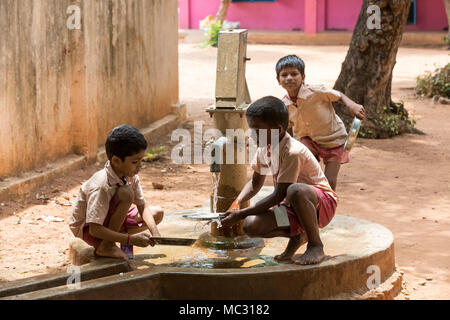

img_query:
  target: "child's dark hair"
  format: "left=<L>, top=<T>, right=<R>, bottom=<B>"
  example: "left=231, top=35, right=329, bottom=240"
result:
left=105, top=124, right=147, bottom=161
left=276, top=55, right=305, bottom=78
left=246, top=96, right=289, bottom=130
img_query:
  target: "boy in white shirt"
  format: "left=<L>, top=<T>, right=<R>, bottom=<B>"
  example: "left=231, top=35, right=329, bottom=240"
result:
left=70, top=125, right=163, bottom=261
left=277, top=55, right=366, bottom=190
left=221, top=97, right=338, bottom=265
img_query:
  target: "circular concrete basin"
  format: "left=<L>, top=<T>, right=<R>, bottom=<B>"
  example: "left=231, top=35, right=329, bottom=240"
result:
left=7, top=211, right=398, bottom=300
left=129, top=213, right=397, bottom=299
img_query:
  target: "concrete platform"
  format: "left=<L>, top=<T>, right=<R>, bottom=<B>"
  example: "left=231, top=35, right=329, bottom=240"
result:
left=0, top=188, right=402, bottom=300
left=0, top=259, right=130, bottom=298
left=0, top=104, right=186, bottom=203
left=180, top=29, right=447, bottom=47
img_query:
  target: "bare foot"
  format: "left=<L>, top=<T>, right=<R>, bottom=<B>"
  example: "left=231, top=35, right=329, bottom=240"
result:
left=274, top=233, right=307, bottom=262
left=95, top=241, right=129, bottom=262
left=293, top=245, right=325, bottom=265
left=127, top=260, right=138, bottom=271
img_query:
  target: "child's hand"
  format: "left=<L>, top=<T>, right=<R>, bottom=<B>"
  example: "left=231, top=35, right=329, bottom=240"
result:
left=220, top=210, right=243, bottom=227
left=131, top=233, right=155, bottom=247
left=227, top=199, right=241, bottom=211
left=349, top=103, right=366, bottom=120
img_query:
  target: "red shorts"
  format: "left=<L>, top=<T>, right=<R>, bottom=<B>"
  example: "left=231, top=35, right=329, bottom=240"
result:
left=82, top=195, right=142, bottom=248
left=300, top=136, right=349, bottom=164
left=281, top=187, right=337, bottom=237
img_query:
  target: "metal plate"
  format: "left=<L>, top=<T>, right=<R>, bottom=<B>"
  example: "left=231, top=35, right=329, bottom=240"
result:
left=344, top=117, right=361, bottom=152
left=183, top=213, right=224, bottom=221
left=151, top=237, right=197, bottom=246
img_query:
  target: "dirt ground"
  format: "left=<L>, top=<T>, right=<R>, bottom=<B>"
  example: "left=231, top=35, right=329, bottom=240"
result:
left=0, top=43, right=449, bottom=300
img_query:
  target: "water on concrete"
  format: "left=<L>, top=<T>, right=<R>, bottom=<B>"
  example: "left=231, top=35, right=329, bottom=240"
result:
left=134, top=187, right=394, bottom=271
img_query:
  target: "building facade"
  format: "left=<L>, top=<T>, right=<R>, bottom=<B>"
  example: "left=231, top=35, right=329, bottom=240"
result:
left=179, top=0, right=448, bottom=33
left=0, top=0, right=180, bottom=177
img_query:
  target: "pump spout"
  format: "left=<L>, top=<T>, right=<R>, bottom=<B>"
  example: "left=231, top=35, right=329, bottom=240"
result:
left=210, top=161, right=221, bottom=173
left=210, top=136, right=227, bottom=173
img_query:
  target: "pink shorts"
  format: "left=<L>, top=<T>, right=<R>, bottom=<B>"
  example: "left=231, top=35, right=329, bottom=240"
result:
left=82, top=195, right=142, bottom=248
left=300, top=136, right=349, bottom=164
left=281, top=187, right=337, bottom=237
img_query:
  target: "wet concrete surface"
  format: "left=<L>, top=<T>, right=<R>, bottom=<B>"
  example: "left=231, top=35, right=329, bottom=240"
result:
left=1, top=187, right=397, bottom=299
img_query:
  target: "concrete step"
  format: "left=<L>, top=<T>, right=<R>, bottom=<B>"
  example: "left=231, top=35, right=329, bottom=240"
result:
left=180, top=29, right=447, bottom=47
left=0, top=104, right=186, bottom=203
left=0, top=259, right=129, bottom=298
left=2, top=211, right=402, bottom=300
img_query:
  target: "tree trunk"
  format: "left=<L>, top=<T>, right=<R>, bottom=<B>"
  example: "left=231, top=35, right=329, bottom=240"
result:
left=333, top=0, right=415, bottom=138
left=444, top=0, right=450, bottom=44
left=216, top=0, right=231, bottom=24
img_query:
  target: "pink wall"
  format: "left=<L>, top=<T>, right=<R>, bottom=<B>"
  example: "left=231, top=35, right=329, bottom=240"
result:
left=304, top=0, right=318, bottom=33
left=180, top=0, right=448, bottom=32
left=326, top=0, right=363, bottom=30
left=326, top=0, right=448, bottom=31
left=182, top=0, right=305, bottom=30
left=406, top=0, right=448, bottom=31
